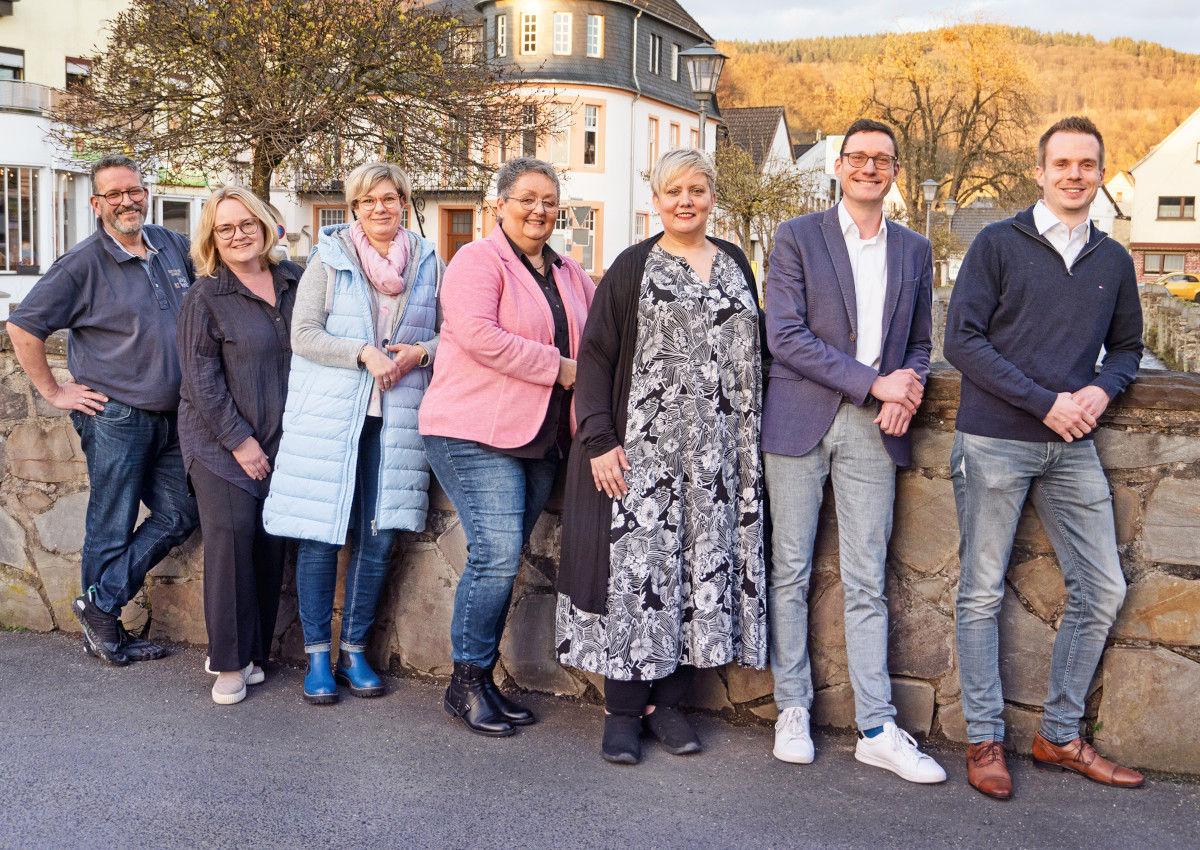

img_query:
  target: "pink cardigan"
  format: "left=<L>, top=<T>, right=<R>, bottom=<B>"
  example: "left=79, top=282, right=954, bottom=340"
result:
left=419, top=225, right=596, bottom=448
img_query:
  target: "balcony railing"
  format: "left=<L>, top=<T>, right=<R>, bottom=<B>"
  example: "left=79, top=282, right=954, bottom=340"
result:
left=0, top=80, right=52, bottom=115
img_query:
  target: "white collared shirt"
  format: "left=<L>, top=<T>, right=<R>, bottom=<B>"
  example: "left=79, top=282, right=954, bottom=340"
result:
left=837, top=201, right=888, bottom=369
left=1033, top=199, right=1090, bottom=270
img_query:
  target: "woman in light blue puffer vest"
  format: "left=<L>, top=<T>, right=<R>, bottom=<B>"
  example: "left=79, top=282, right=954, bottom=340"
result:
left=263, top=162, right=444, bottom=705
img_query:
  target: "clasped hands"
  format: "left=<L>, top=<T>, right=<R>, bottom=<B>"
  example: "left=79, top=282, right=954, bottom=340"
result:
left=1042, top=385, right=1111, bottom=442
left=361, top=342, right=425, bottom=392
left=870, top=368, right=924, bottom=437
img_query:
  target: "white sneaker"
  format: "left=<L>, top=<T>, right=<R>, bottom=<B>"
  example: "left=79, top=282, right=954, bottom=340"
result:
left=773, top=706, right=815, bottom=764
left=854, top=722, right=947, bottom=784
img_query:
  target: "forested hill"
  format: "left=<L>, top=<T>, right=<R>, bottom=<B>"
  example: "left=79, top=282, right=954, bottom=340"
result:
left=717, top=27, right=1200, bottom=174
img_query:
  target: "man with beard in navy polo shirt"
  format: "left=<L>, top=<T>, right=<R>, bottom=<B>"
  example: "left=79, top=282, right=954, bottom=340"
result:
left=8, top=154, right=198, bottom=665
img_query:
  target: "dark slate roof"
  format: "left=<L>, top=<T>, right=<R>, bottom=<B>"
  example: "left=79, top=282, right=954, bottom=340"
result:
left=616, top=0, right=712, bottom=41
left=792, top=142, right=817, bottom=159
left=723, top=106, right=789, bottom=170
left=946, top=202, right=1025, bottom=248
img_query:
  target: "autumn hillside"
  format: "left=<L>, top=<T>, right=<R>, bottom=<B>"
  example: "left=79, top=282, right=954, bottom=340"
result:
left=717, top=28, right=1200, bottom=174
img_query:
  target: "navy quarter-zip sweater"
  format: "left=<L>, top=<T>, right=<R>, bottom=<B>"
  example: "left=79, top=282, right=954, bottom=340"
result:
left=944, top=205, right=1143, bottom=443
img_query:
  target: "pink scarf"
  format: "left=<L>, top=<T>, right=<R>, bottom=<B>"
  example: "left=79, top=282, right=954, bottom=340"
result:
left=349, top=220, right=410, bottom=295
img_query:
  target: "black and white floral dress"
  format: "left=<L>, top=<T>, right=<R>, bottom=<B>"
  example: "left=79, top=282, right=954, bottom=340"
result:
left=555, top=245, right=767, bottom=681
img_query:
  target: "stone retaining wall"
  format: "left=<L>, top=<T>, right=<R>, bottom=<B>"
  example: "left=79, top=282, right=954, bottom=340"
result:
left=1141, top=285, right=1200, bottom=373
left=2, top=333, right=1199, bottom=776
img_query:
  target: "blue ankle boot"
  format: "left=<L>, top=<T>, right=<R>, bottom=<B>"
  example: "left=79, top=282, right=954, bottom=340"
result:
left=335, top=649, right=385, bottom=698
left=303, top=650, right=338, bottom=705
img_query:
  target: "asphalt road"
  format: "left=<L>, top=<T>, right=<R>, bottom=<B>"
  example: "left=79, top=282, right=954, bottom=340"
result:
left=1, top=630, right=1196, bottom=850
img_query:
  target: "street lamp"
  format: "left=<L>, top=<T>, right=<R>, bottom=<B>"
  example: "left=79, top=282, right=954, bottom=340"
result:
left=920, top=179, right=940, bottom=236
left=943, top=197, right=958, bottom=234
left=679, top=42, right=727, bottom=151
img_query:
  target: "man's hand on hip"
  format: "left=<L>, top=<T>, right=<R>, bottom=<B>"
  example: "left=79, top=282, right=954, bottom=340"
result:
left=50, top=381, right=108, bottom=415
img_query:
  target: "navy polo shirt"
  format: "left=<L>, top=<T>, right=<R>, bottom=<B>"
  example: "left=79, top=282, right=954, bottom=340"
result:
left=9, top=220, right=194, bottom=412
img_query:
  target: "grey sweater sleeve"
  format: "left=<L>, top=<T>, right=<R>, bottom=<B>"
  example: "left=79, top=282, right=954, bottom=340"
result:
left=290, top=259, right=367, bottom=369
left=416, top=256, right=446, bottom=364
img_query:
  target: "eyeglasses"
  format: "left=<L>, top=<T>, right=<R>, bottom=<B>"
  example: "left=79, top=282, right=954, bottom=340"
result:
left=94, top=187, right=147, bottom=205
left=507, top=196, right=559, bottom=212
left=214, top=219, right=261, bottom=240
left=355, top=195, right=402, bottom=211
left=841, top=152, right=897, bottom=170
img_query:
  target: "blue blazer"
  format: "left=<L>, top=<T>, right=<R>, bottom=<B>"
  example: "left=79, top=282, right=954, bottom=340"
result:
left=762, top=205, right=933, bottom=466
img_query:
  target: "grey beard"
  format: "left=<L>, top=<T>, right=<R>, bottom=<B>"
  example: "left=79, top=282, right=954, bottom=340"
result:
left=106, top=206, right=145, bottom=236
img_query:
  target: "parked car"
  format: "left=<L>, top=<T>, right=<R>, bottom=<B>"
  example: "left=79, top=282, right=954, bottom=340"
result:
left=1151, top=272, right=1200, bottom=301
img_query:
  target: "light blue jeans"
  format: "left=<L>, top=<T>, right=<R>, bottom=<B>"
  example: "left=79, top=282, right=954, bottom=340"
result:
left=951, top=432, right=1127, bottom=745
left=766, top=401, right=897, bottom=731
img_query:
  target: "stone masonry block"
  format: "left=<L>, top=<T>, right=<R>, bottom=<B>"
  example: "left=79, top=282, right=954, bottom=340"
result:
left=891, top=677, right=935, bottom=737
left=725, top=663, right=774, bottom=704
left=34, top=550, right=82, bottom=633
left=0, top=505, right=29, bottom=571
left=436, top=519, right=468, bottom=578
left=1010, top=556, right=1067, bottom=623
left=891, top=474, right=959, bottom=572
left=1142, top=478, right=1200, bottom=567
left=812, top=683, right=855, bottom=729
left=0, top=573, right=53, bottom=631
left=1096, top=647, right=1200, bottom=775
left=1112, top=572, right=1200, bottom=646
left=888, top=601, right=955, bottom=681
left=498, top=592, right=583, bottom=696
left=1093, top=430, right=1200, bottom=469
left=1112, top=486, right=1139, bottom=545
left=33, top=491, right=89, bottom=554
left=146, top=580, right=207, bottom=645
left=999, top=590, right=1056, bottom=706
left=390, top=545, right=457, bottom=676
left=909, top=429, right=954, bottom=470
left=681, top=666, right=733, bottom=712
left=6, top=422, right=86, bottom=482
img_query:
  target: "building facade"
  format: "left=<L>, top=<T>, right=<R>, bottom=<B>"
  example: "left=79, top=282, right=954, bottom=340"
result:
left=1127, top=107, right=1200, bottom=285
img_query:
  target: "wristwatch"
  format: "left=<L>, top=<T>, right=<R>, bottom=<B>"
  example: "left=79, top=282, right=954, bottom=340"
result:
left=416, top=345, right=430, bottom=368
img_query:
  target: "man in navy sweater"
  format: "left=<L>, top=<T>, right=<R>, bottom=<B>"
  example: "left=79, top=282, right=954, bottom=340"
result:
left=944, top=116, right=1145, bottom=799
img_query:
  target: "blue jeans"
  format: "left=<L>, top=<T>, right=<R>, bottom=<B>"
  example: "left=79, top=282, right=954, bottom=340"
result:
left=296, top=417, right=396, bottom=653
left=423, top=435, right=559, bottom=667
left=765, top=401, right=897, bottom=731
left=71, top=401, right=198, bottom=616
left=951, top=432, right=1127, bottom=745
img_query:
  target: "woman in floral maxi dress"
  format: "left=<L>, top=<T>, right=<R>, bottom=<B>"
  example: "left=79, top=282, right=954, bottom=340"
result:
left=556, top=148, right=768, bottom=764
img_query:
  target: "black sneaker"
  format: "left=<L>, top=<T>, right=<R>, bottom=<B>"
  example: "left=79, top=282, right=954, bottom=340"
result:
left=72, top=593, right=129, bottom=666
left=644, top=707, right=702, bottom=755
left=115, top=622, right=167, bottom=662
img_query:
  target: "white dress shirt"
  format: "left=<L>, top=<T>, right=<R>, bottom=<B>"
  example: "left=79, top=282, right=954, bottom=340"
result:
left=837, top=201, right=888, bottom=369
left=1033, top=199, right=1090, bottom=270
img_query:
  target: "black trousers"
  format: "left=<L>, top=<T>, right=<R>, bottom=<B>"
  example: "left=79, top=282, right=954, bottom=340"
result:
left=190, top=462, right=286, bottom=672
left=605, top=665, right=697, bottom=716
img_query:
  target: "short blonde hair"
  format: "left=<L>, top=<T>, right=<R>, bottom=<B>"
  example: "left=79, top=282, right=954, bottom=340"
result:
left=191, top=186, right=281, bottom=278
left=345, top=162, right=412, bottom=211
left=649, top=148, right=717, bottom=197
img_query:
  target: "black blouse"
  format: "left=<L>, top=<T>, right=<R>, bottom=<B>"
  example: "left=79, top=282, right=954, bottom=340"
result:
left=177, top=261, right=300, bottom=498
left=482, top=231, right=573, bottom=459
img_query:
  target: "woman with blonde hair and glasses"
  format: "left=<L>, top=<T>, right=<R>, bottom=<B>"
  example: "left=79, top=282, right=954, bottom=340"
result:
left=264, top=161, right=444, bottom=705
left=178, top=185, right=303, bottom=705
left=556, top=148, right=768, bottom=763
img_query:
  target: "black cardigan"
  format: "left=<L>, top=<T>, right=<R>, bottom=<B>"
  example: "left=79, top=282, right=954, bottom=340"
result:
left=556, top=233, right=766, bottom=615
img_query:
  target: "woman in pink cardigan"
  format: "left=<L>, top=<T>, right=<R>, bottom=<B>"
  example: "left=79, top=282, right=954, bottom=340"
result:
left=420, top=157, right=595, bottom=738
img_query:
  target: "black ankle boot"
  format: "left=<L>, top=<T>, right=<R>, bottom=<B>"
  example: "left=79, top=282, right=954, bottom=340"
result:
left=444, top=662, right=515, bottom=737
left=480, top=664, right=535, bottom=726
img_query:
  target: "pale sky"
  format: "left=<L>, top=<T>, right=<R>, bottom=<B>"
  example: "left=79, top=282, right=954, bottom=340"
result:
left=687, top=1, right=1200, bottom=56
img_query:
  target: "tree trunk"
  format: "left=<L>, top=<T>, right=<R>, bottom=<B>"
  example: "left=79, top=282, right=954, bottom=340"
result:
left=250, top=141, right=278, bottom=204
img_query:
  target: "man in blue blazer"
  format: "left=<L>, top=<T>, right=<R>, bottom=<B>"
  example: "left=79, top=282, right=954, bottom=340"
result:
left=763, top=119, right=941, bottom=783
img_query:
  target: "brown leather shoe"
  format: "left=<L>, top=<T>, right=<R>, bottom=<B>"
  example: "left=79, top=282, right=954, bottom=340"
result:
left=1032, top=733, right=1145, bottom=787
left=967, top=741, right=1012, bottom=799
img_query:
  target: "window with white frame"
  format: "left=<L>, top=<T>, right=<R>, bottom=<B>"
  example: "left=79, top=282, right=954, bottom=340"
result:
left=318, top=207, right=347, bottom=229
left=400, top=207, right=410, bottom=229
left=496, top=15, right=507, bottom=57
left=521, top=12, right=537, bottom=55
left=587, top=15, right=603, bottom=57
left=1143, top=253, right=1186, bottom=274
left=649, top=34, right=662, bottom=74
left=584, top=105, right=599, bottom=165
left=581, top=209, right=596, bottom=271
left=0, top=48, right=23, bottom=81
left=550, top=103, right=571, bottom=164
left=671, top=44, right=680, bottom=81
left=553, top=12, right=571, bottom=55
left=1, top=166, right=38, bottom=272
left=690, top=127, right=699, bottom=149
left=669, top=123, right=680, bottom=151
left=647, top=117, right=659, bottom=170
left=634, top=213, right=647, bottom=242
